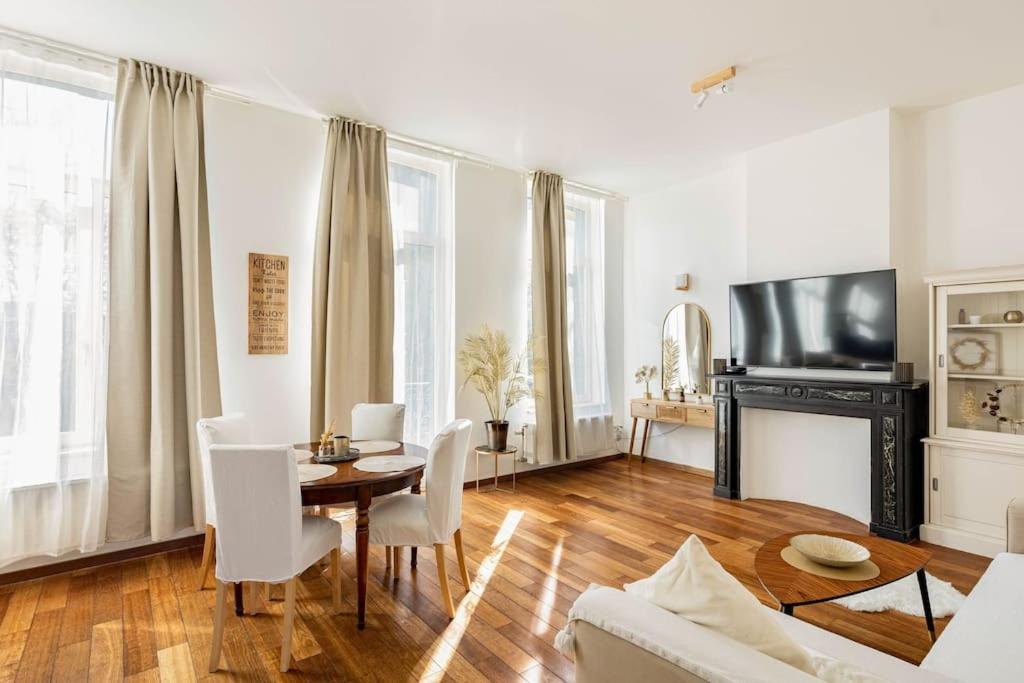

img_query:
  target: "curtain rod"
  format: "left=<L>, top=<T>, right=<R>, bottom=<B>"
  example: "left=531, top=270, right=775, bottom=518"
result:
left=2, top=25, right=628, bottom=201
left=0, top=26, right=116, bottom=66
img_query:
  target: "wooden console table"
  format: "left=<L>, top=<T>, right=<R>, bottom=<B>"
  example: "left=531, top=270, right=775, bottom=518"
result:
left=628, top=398, right=715, bottom=464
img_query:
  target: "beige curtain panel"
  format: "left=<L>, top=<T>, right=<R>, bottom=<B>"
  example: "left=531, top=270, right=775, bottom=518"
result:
left=531, top=171, right=576, bottom=464
left=310, top=118, right=395, bottom=438
left=107, top=59, right=222, bottom=542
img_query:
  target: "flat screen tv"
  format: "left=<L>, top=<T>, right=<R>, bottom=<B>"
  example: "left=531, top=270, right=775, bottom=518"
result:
left=730, top=269, right=896, bottom=371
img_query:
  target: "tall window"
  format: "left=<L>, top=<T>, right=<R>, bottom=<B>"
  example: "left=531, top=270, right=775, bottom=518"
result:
left=0, top=42, right=113, bottom=565
left=527, top=188, right=611, bottom=418
left=388, top=148, right=454, bottom=447
left=563, top=191, right=610, bottom=416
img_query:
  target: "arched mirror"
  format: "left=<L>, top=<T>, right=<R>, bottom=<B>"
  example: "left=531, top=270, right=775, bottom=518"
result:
left=662, top=303, right=712, bottom=395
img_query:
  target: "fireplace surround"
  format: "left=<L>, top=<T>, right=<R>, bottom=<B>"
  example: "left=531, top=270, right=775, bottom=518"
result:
left=711, top=373, right=928, bottom=541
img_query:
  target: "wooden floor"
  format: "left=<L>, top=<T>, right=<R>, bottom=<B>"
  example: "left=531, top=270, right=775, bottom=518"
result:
left=0, top=458, right=991, bottom=682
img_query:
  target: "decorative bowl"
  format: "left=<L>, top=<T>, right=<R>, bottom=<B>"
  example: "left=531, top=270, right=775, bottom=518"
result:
left=790, top=534, right=870, bottom=568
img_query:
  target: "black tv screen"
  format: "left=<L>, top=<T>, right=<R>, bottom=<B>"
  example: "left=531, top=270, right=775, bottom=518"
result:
left=730, top=269, right=896, bottom=371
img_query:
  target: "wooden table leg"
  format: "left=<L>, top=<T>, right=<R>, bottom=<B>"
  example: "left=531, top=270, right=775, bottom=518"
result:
left=916, top=568, right=936, bottom=642
left=410, top=480, right=420, bottom=568
left=628, top=417, right=638, bottom=465
left=640, top=419, right=651, bottom=462
left=234, top=582, right=244, bottom=616
left=356, top=486, right=371, bottom=629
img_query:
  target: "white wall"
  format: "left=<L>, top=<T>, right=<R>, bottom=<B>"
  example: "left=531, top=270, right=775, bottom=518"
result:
left=452, top=162, right=531, bottom=478
left=745, top=110, right=892, bottom=282
left=624, top=164, right=747, bottom=469
left=623, top=85, right=1024, bottom=513
left=922, top=83, right=1024, bottom=272
left=205, top=98, right=325, bottom=443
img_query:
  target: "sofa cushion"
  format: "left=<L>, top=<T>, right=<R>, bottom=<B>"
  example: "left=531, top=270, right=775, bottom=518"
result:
left=625, top=535, right=816, bottom=675
left=921, top=552, right=1024, bottom=683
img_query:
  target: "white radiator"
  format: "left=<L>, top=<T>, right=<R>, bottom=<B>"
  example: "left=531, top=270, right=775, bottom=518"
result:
left=522, top=414, right=617, bottom=462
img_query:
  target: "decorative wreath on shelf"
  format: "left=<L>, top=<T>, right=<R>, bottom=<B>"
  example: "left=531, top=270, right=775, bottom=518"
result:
left=949, top=336, right=992, bottom=371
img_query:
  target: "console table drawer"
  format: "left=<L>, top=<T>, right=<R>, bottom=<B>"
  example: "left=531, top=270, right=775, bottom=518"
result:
left=686, top=407, right=714, bottom=428
left=656, top=404, right=685, bottom=421
left=631, top=401, right=657, bottom=419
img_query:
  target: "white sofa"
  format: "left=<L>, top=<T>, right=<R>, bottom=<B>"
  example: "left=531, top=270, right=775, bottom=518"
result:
left=561, top=498, right=1024, bottom=683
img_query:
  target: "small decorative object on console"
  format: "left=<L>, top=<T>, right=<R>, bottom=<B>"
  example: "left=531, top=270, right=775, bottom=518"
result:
left=1004, top=309, right=1024, bottom=324
left=790, top=534, right=871, bottom=568
left=634, top=365, right=658, bottom=399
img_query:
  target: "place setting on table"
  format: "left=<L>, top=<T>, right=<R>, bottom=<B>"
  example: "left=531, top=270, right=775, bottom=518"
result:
left=233, top=419, right=429, bottom=629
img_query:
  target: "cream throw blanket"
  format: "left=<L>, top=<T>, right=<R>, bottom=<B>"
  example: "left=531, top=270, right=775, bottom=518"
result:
left=620, top=535, right=886, bottom=682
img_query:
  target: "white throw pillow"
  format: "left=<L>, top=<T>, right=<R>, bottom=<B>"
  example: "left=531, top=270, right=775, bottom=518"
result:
left=624, top=535, right=817, bottom=676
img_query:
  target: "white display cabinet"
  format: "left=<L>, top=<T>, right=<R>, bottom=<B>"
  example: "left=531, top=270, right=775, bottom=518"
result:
left=923, top=266, right=1024, bottom=557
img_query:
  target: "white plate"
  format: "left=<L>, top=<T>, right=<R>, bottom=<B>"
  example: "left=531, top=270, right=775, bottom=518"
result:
left=297, top=463, right=337, bottom=484
left=350, top=439, right=402, bottom=454
left=353, top=455, right=425, bottom=473
left=294, top=449, right=314, bottom=464
left=790, top=534, right=871, bottom=567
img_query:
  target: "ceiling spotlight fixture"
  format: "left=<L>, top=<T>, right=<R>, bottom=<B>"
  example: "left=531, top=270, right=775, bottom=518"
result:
left=690, top=65, right=736, bottom=110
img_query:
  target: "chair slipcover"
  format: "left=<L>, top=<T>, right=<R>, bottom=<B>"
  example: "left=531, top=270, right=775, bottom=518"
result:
left=208, top=444, right=339, bottom=583
left=195, top=413, right=252, bottom=527
left=351, top=403, right=406, bottom=441
left=369, top=419, right=472, bottom=547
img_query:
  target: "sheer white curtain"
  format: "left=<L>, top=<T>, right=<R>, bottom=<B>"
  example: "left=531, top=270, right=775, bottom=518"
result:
left=564, top=191, right=611, bottom=418
left=388, top=147, right=454, bottom=447
left=0, top=40, right=114, bottom=566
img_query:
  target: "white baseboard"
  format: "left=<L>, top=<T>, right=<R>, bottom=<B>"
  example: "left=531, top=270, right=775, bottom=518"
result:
left=920, top=523, right=1004, bottom=558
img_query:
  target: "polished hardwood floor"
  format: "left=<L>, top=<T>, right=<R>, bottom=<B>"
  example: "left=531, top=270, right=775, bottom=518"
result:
left=0, top=458, right=991, bottom=682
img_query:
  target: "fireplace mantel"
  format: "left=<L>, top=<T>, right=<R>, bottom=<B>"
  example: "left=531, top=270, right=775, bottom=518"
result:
left=711, top=374, right=928, bottom=541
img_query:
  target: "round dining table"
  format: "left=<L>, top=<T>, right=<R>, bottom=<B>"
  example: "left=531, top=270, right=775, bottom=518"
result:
left=233, top=441, right=427, bottom=629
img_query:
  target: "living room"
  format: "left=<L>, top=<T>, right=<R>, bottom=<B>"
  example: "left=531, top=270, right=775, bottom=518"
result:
left=1, top=2, right=1022, bottom=682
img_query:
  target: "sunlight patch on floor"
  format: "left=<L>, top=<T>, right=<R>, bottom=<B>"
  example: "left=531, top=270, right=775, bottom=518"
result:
left=416, top=509, right=525, bottom=678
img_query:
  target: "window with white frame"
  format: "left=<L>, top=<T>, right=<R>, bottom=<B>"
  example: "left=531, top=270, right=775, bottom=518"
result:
left=526, top=188, right=611, bottom=418
left=388, top=147, right=454, bottom=447
left=563, top=190, right=610, bottom=416
left=0, top=48, right=113, bottom=484
left=0, top=41, right=113, bottom=567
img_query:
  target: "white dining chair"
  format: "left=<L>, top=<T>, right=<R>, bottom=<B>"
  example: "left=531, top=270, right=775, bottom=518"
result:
left=351, top=403, right=406, bottom=441
left=368, top=418, right=473, bottom=618
left=206, top=444, right=342, bottom=673
left=195, top=413, right=253, bottom=591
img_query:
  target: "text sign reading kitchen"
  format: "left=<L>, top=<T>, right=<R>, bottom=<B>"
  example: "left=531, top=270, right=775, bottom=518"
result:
left=248, top=252, right=289, bottom=354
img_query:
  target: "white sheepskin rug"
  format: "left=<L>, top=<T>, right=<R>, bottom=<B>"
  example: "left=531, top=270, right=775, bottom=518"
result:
left=832, top=571, right=965, bottom=618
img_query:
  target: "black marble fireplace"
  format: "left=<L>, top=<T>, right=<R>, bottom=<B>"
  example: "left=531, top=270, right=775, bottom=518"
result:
left=710, top=374, right=928, bottom=541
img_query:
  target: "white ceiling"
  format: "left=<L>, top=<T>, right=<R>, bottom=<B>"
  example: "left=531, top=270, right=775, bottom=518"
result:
left=4, top=0, right=1024, bottom=193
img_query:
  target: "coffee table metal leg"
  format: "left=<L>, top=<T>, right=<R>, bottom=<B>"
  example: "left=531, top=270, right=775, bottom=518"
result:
left=916, top=568, right=936, bottom=642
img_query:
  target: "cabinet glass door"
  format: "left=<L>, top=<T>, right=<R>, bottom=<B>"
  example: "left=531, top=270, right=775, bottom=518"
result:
left=937, top=281, right=1024, bottom=444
